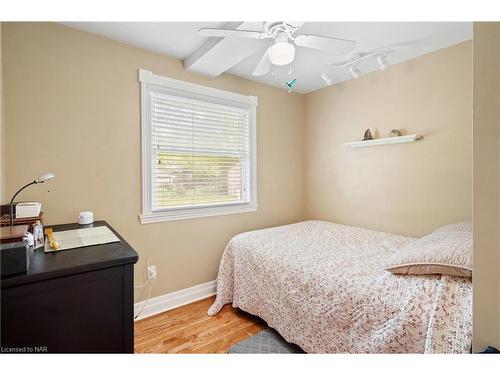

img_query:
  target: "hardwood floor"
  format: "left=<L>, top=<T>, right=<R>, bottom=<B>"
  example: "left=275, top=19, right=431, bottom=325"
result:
left=134, top=296, right=267, bottom=353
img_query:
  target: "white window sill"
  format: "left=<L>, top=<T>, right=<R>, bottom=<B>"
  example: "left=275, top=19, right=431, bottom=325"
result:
left=139, top=203, right=258, bottom=224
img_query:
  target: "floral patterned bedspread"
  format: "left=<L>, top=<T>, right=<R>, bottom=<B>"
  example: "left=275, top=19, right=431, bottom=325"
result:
left=208, top=221, right=472, bottom=353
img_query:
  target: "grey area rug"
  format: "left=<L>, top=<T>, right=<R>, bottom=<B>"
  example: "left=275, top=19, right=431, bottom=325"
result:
left=227, top=328, right=305, bottom=354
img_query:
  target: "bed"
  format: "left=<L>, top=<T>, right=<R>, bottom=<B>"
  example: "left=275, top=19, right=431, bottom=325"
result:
left=208, top=220, right=472, bottom=353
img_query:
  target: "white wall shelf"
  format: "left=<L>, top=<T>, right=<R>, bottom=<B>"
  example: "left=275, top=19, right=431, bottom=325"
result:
left=344, top=134, right=422, bottom=148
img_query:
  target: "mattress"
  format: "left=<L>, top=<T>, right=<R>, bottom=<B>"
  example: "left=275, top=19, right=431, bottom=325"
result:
left=208, top=220, right=472, bottom=353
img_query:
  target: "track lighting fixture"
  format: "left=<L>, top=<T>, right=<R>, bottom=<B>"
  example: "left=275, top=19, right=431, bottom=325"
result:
left=349, top=65, right=361, bottom=79
left=321, top=72, right=334, bottom=86
left=377, top=55, right=389, bottom=71
left=323, top=49, right=393, bottom=85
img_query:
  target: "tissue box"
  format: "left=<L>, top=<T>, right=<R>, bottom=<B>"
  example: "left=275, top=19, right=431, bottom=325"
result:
left=16, top=202, right=42, bottom=218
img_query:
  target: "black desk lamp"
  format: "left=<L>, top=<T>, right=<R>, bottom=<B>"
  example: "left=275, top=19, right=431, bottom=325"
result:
left=9, top=172, right=55, bottom=227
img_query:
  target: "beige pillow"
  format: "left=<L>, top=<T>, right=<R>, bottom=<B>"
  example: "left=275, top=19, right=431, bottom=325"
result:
left=385, top=222, right=472, bottom=278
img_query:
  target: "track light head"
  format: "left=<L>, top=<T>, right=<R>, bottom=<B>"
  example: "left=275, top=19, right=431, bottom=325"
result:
left=349, top=65, right=361, bottom=79
left=321, top=72, right=334, bottom=86
left=377, top=55, right=389, bottom=71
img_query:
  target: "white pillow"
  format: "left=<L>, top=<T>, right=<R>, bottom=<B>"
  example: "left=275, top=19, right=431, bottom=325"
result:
left=385, top=222, right=472, bottom=278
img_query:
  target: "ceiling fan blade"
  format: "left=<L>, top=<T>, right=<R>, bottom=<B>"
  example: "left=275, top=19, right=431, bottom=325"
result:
left=294, top=34, right=356, bottom=54
left=252, top=47, right=272, bottom=76
left=199, top=28, right=266, bottom=39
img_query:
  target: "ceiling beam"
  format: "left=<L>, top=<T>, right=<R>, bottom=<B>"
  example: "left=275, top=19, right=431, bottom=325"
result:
left=184, top=22, right=267, bottom=77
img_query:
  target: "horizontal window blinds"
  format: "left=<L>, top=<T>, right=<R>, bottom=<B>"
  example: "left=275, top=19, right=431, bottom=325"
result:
left=151, top=93, right=251, bottom=210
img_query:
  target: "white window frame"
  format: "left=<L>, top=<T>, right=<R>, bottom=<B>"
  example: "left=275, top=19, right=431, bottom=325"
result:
left=138, top=69, right=258, bottom=224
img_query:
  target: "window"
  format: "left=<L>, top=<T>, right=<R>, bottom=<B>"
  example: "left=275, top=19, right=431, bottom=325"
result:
left=139, top=69, right=257, bottom=223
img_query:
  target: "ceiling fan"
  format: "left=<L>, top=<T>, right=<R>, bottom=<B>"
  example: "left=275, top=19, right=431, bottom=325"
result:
left=199, top=22, right=357, bottom=77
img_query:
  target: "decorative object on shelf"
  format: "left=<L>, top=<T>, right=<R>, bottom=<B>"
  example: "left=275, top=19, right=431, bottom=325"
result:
left=389, top=129, right=402, bottom=137
left=345, top=134, right=422, bottom=148
left=363, top=129, right=374, bottom=141
left=8, top=172, right=55, bottom=227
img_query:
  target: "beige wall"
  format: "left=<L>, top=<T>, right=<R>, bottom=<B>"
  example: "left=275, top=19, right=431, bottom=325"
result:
left=2, top=22, right=305, bottom=301
left=304, top=42, right=472, bottom=237
left=472, top=22, right=500, bottom=351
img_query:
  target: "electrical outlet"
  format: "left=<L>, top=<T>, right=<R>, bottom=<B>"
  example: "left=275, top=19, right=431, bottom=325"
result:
left=147, top=265, right=157, bottom=280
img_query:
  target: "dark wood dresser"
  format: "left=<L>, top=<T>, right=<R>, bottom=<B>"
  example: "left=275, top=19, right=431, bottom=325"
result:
left=1, top=221, right=139, bottom=353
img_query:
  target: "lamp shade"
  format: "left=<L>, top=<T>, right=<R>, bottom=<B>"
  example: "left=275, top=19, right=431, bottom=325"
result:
left=36, top=172, right=55, bottom=183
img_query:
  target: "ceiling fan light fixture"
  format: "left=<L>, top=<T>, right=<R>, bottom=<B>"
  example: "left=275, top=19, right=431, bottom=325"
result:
left=349, top=65, right=361, bottom=79
left=269, top=41, right=296, bottom=66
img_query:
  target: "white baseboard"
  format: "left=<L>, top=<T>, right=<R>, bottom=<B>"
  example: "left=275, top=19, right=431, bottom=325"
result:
left=134, top=280, right=216, bottom=321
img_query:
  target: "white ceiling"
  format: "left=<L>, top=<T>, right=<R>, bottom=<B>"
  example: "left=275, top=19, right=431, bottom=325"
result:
left=62, top=22, right=472, bottom=94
